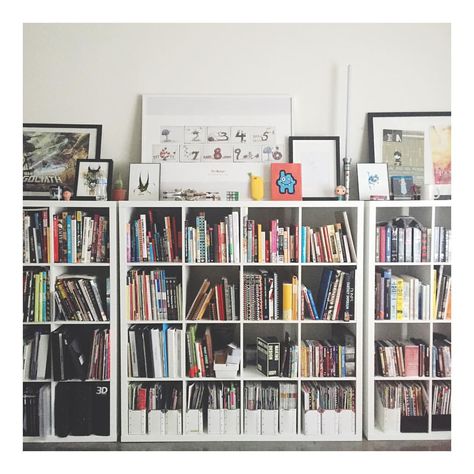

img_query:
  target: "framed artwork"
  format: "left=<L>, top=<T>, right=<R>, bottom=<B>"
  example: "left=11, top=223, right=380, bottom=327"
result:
left=23, top=123, right=102, bottom=199
left=73, top=159, right=113, bottom=201
left=129, top=163, right=161, bottom=201
left=357, top=163, right=390, bottom=200
left=368, top=112, right=451, bottom=197
left=270, top=163, right=302, bottom=201
left=141, top=95, right=292, bottom=166
left=391, top=175, right=415, bottom=200
left=288, top=136, right=340, bottom=200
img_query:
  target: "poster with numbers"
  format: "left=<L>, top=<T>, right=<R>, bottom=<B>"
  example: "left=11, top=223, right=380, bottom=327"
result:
left=141, top=95, right=292, bottom=166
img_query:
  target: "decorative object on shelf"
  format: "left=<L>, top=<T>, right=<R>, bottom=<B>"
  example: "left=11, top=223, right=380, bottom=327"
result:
left=343, top=65, right=352, bottom=201
left=421, top=184, right=441, bottom=200
left=226, top=191, right=239, bottom=201
left=61, top=185, right=73, bottom=201
left=128, top=163, right=160, bottom=201
left=49, top=184, right=62, bottom=200
left=250, top=173, right=264, bottom=200
left=356, top=163, right=390, bottom=201
left=335, top=185, right=347, bottom=201
left=161, top=188, right=221, bottom=201
left=270, top=163, right=302, bottom=200
left=73, top=159, right=113, bottom=201
left=368, top=112, right=451, bottom=198
left=111, top=172, right=127, bottom=201
left=289, top=136, right=340, bottom=200
left=391, top=175, right=415, bottom=200
left=23, top=123, right=102, bottom=199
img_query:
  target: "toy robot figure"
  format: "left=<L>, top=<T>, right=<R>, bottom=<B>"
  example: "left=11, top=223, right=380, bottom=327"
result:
left=335, top=185, right=347, bottom=201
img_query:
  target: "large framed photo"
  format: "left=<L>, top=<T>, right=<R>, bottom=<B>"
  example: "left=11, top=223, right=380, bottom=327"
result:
left=23, top=123, right=102, bottom=199
left=129, top=163, right=161, bottom=201
left=73, top=159, right=113, bottom=201
left=356, top=163, right=390, bottom=201
left=289, top=136, right=340, bottom=200
left=368, top=112, right=451, bottom=197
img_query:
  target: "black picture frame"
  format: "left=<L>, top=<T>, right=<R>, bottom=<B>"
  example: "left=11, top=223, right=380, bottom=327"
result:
left=368, top=112, right=451, bottom=198
left=23, top=123, right=102, bottom=200
left=73, top=159, right=113, bottom=201
left=289, top=136, right=340, bottom=200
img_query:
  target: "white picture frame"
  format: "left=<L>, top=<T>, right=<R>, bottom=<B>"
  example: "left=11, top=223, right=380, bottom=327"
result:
left=128, top=163, right=161, bottom=201
left=357, top=163, right=390, bottom=200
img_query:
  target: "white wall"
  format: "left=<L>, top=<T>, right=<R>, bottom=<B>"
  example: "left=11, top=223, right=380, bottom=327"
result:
left=23, top=23, right=451, bottom=188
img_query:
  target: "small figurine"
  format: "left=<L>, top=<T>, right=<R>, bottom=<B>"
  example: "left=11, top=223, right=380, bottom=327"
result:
left=335, top=185, right=347, bottom=201
left=250, top=174, right=264, bottom=200
left=62, top=185, right=73, bottom=201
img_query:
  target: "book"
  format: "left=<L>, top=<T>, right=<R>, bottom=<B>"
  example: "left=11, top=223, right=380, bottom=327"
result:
left=256, top=336, right=280, bottom=377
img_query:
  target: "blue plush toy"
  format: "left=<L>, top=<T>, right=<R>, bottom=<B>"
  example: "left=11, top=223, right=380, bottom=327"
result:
left=276, top=170, right=297, bottom=194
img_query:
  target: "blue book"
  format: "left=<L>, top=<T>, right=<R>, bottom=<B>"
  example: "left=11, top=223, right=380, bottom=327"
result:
left=301, top=227, right=307, bottom=263
left=316, top=268, right=334, bottom=317
left=306, top=287, right=320, bottom=320
left=66, top=215, right=72, bottom=263
left=162, top=323, right=169, bottom=377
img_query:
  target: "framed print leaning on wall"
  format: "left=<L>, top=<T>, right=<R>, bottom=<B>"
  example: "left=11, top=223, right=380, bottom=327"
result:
left=23, top=123, right=102, bottom=199
left=368, top=112, right=451, bottom=197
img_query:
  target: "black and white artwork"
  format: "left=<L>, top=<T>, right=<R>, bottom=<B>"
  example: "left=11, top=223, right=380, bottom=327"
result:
left=128, top=163, right=161, bottom=201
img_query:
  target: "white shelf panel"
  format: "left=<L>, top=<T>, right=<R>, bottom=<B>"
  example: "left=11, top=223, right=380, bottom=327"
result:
left=374, top=320, right=431, bottom=324
left=23, top=263, right=51, bottom=267
left=23, top=379, right=52, bottom=383
left=242, top=366, right=296, bottom=381
left=127, top=320, right=184, bottom=324
left=243, top=319, right=298, bottom=324
left=126, top=261, right=183, bottom=266
left=300, top=262, right=358, bottom=267
left=52, top=262, right=110, bottom=267
left=244, top=262, right=298, bottom=266
left=51, top=320, right=111, bottom=325
left=23, top=322, right=51, bottom=325
left=373, top=262, right=432, bottom=266
left=301, top=377, right=357, bottom=382
left=185, top=262, right=241, bottom=266
left=128, top=377, right=183, bottom=382
left=52, top=379, right=111, bottom=383
left=301, top=320, right=356, bottom=324
left=374, top=376, right=430, bottom=381
left=184, top=319, right=240, bottom=324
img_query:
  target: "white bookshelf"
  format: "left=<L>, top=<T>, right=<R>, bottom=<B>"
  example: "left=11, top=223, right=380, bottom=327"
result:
left=23, top=201, right=118, bottom=443
left=119, top=200, right=364, bottom=442
left=363, top=200, right=451, bottom=440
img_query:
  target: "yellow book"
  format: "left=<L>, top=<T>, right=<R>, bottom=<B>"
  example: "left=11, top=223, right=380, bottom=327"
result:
left=291, top=275, right=298, bottom=320
left=257, top=224, right=263, bottom=263
left=300, top=345, right=306, bottom=377
left=282, top=282, right=292, bottom=320
left=395, top=277, right=404, bottom=320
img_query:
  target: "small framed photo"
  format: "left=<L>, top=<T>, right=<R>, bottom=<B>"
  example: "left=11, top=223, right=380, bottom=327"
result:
left=73, top=159, right=113, bottom=200
left=357, top=163, right=390, bottom=200
left=289, top=136, right=340, bottom=200
left=391, top=175, right=415, bottom=200
left=129, top=163, right=161, bottom=201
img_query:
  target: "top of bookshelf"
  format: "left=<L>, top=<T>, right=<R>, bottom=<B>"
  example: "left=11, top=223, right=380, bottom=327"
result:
left=23, top=200, right=117, bottom=209
left=366, top=200, right=451, bottom=209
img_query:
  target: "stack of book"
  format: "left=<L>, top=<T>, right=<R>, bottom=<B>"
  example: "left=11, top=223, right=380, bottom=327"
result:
left=126, top=210, right=181, bottom=263
left=129, top=383, right=182, bottom=411
left=54, top=275, right=108, bottom=321
left=279, top=382, right=297, bottom=410
left=244, top=271, right=298, bottom=320
left=433, top=266, right=451, bottom=320
left=400, top=382, right=427, bottom=417
left=301, top=268, right=355, bottom=321
left=376, top=382, right=401, bottom=410
left=242, top=217, right=298, bottom=263
left=300, top=328, right=356, bottom=378
left=186, top=277, right=238, bottom=321
left=23, top=385, right=51, bottom=437
left=23, top=331, right=50, bottom=380
left=126, top=269, right=182, bottom=321
left=375, top=216, right=430, bottom=263
left=23, top=208, right=49, bottom=263
left=51, top=327, right=110, bottom=380
left=53, top=210, right=109, bottom=263
left=23, top=269, right=50, bottom=322
left=433, top=226, right=451, bottom=263
left=374, top=338, right=430, bottom=377
left=300, top=211, right=357, bottom=263
left=432, top=382, right=451, bottom=415
left=207, top=382, right=240, bottom=410
left=244, top=382, right=263, bottom=410
left=375, top=268, right=430, bottom=320
left=185, top=211, right=240, bottom=263
left=128, top=324, right=182, bottom=378
left=301, top=381, right=356, bottom=411
left=432, top=333, right=451, bottom=377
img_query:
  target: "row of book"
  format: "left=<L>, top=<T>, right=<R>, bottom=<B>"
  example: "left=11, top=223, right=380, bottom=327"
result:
left=55, top=275, right=108, bottom=322
left=244, top=382, right=296, bottom=410
left=186, top=278, right=238, bottom=321
left=126, top=269, right=182, bottom=321
left=432, top=333, right=451, bottom=377
left=51, top=327, right=110, bottom=380
left=301, top=268, right=355, bottom=321
left=128, top=325, right=182, bottom=378
left=300, top=329, right=356, bottom=378
left=23, top=385, right=50, bottom=437
left=129, top=383, right=182, bottom=411
left=23, top=208, right=49, bottom=263
left=300, top=212, right=357, bottom=263
left=433, top=226, right=451, bottom=263
left=375, top=269, right=431, bottom=320
left=374, top=338, right=430, bottom=377
left=23, top=269, right=50, bottom=322
left=434, top=266, right=451, bottom=320
left=185, top=211, right=240, bottom=263
left=376, top=216, right=430, bottom=263
left=207, top=382, right=240, bottom=410
left=432, top=382, right=451, bottom=415
left=23, top=331, right=49, bottom=380
left=242, top=218, right=298, bottom=263
left=301, top=381, right=356, bottom=411
left=126, top=211, right=181, bottom=263
left=53, top=210, right=109, bottom=263
left=256, top=333, right=298, bottom=378
left=377, top=381, right=427, bottom=417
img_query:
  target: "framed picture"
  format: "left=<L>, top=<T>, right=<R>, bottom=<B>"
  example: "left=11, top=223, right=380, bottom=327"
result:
left=391, top=175, right=415, bottom=200
left=270, top=163, right=302, bottom=201
left=289, top=136, right=340, bottom=200
left=73, top=159, right=113, bottom=200
left=23, top=123, right=102, bottom=199
left=129, top=163, right=161, bottom=201
left=368, top=112, right=451, bottom=197
left=357, top=163, right=390, bottom=200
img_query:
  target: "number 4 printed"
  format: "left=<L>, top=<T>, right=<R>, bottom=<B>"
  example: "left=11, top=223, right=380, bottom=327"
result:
left=231, top=127, right=250, bottom=144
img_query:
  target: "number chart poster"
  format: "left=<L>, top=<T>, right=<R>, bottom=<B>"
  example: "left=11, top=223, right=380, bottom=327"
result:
left=141, top=95, right=293, bottom=165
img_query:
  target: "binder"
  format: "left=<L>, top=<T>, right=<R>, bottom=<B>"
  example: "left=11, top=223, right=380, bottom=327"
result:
left=279, top=408, right=297, bottom=435
left=224, top=409, right=240, bottom=435
left=337, top=409, right=355, bottom=435
left=207, top=408, right=223, bottom=435
left=244, top=409, right=261, bottom=435
left=128, top=409, right=146, bottom=435
left=148, top=410, right=166, bottom=436
left=302, top=409, right=322, bottom=436
left=165, top=410, right=182, bottom=435
left=261, top=409, right=278, bottom=435
left=92, top=383, right=110, bottom=436
left=321, top=409, right=338, bottom=436
left=375, top=392, right=400, bottom=433
left=185, top=409, right=203, bottom=434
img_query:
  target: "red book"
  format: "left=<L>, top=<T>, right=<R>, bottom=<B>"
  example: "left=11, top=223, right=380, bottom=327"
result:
left=218, top=284, right=225, bottom=321
left=380, top=225, right=386, bottom=262
left=198, top=342, right=206, bottom=377
left=136, top=387, right=147, bottom=410
left=172, top=216, right=179, bottom=262
left=294, top=225, right=299, bottom=262
left=53, top=214, right=59, bottom=263
left=404, top=344, right=419, bottom=377
left=265, top=239, right=270, bottom=263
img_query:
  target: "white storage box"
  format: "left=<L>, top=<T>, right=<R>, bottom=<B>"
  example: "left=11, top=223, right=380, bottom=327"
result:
left=261, top=409, right=278, bottom=435
left=213, top=363, right=239, bottom=379
left=244, top=409, right=262, bottom=435
left=224, top=409, right=240, bottom=435
left=147, top=410, right=165, bottom=436
left=375, top=394, right=401, bottom=433
left=337, top=409, right=355, bottom=435
left=185, top=409, right=204, bottom=434
left=279, top=408, right=297, bottom=435
left=302, top=409, right=322, bottom=436
left=207, top=408, right=224, bottom=435
left=128, top=409, right=146, bottom=435
left=165, top=410, right=182, bottom=435
left=321, top=410, right=338, bottom=436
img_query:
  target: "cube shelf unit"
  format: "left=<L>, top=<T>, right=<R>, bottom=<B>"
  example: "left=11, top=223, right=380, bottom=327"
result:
left=119, top=200, right=364, bottom=442
left=23, top=201, right=117, bottom=443
left=363, top=200, right=451, bottom=440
